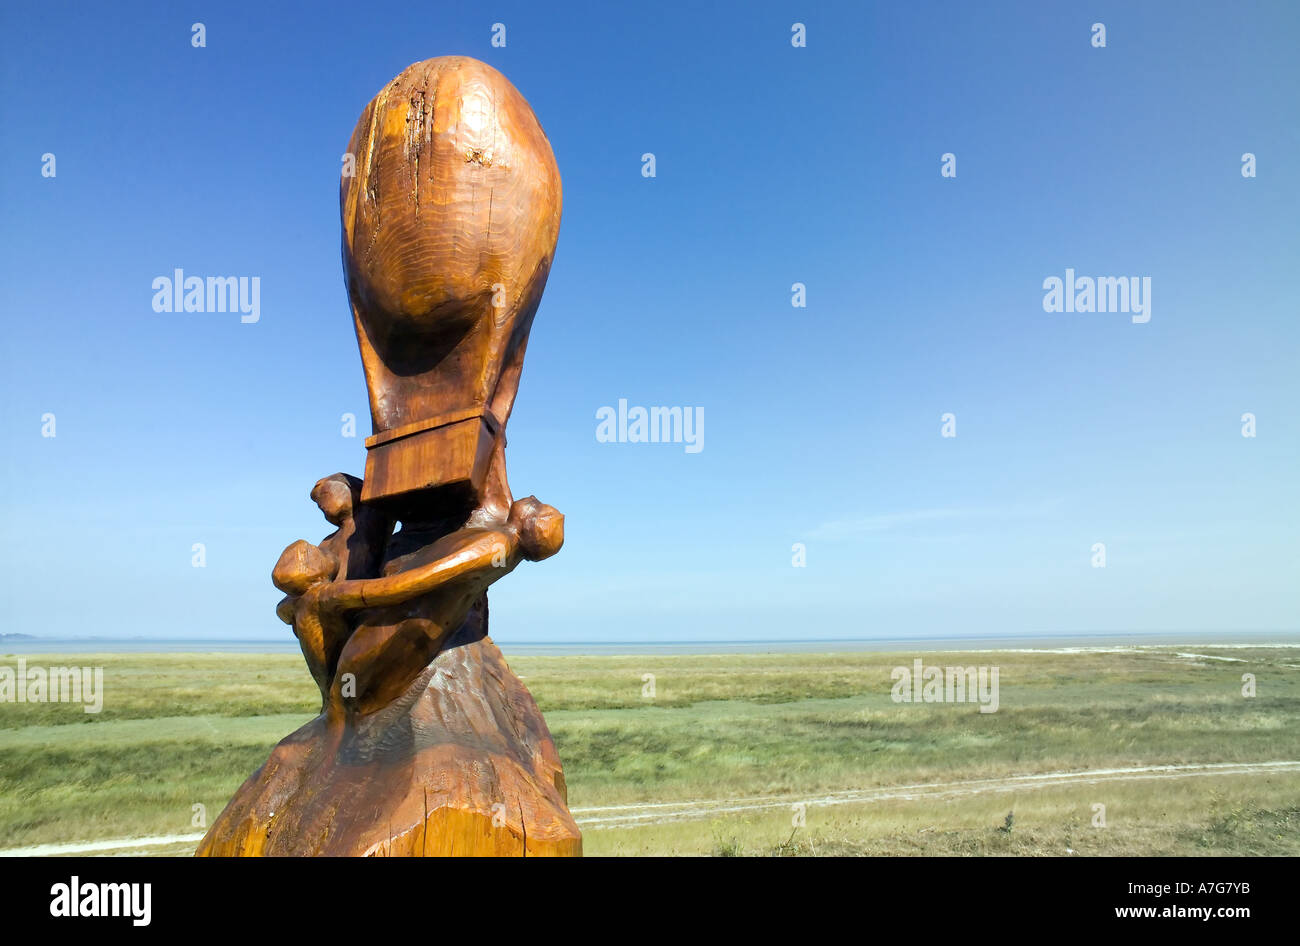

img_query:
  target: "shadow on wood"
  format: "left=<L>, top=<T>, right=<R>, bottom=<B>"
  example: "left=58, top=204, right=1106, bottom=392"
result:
left=198, top=56, right=578, bottom=857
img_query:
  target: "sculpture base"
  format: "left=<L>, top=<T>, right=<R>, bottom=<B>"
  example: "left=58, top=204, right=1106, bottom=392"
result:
left=196, top=623, right=580, bottom=857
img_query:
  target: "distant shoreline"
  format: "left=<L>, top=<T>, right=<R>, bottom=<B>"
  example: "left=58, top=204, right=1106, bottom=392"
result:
left=2, top=631, right=1297, bottom=657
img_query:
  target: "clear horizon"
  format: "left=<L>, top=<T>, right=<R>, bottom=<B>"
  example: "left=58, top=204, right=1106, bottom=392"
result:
left=3, top=1, right=1297, bottom=644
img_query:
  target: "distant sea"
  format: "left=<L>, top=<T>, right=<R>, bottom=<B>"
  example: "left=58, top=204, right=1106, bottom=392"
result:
left=1, top=631, right=1297, bottom=656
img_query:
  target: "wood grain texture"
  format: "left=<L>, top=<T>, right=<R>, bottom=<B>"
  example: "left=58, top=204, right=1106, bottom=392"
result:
left=202, top=493, right=577, bottom=856
left=198, top=57, right=576, bottom=857
left=362, top=413, right=497, bottom=507
left=196, top=620, right=580, bottom=857
left=341, top=56, right=562, bottom=511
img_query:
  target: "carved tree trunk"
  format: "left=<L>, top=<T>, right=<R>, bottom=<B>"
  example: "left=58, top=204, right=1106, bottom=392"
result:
left=197, top=607, right=580, bottom=857
left=199, top=55, right=576, bottom=858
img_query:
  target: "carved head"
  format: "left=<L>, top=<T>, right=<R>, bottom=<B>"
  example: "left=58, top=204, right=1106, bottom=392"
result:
left=340, top=57, right=562, bottom=513
left=509, top=496, right=564, bottom=562
left=310, top=473, right=361, bottom=526
left=272, top=539, right=340, bottom=595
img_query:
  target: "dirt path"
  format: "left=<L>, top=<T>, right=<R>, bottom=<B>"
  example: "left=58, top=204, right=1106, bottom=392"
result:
left=3, top=760, right=1295, bottom=855
left=574, top=760, right=1300, bottom=829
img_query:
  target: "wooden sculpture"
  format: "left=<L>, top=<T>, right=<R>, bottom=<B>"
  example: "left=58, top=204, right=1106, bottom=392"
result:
left=197, top=57, right=579, bottom=857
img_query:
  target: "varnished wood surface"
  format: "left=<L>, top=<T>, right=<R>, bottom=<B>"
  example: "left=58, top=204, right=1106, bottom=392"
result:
left=199, top=57, right=576, bottom=857
left=341, top=56, right=562, bottom=510
left=196, top=623, right=581, bottom=857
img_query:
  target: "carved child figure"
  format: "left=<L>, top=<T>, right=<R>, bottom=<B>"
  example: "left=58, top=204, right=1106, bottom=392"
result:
left=273, top=483, right=561, bottom=716
left=272, top=474, right=391, bottom=701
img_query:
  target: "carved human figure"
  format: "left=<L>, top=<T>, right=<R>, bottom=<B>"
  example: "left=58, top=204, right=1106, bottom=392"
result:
left=273, top=491, right=561, bottom=717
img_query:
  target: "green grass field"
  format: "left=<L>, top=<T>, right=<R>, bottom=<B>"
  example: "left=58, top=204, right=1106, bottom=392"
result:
left=1, top=646, right=1297, bottom=855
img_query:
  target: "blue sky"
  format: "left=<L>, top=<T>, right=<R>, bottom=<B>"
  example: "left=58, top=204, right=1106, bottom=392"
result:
left=1, top=1, right=1296, bottom=642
